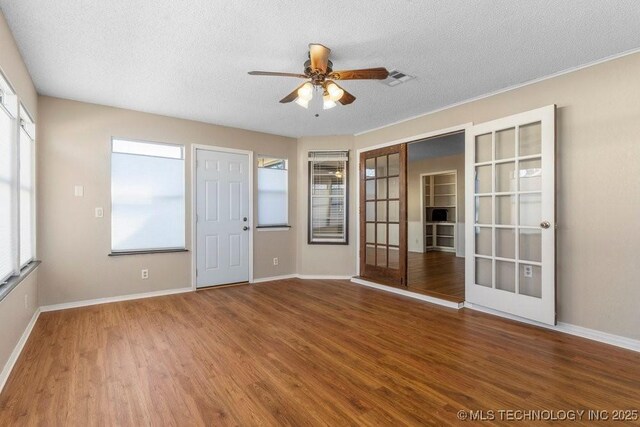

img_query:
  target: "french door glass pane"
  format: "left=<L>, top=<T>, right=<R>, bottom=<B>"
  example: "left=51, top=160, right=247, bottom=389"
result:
left=475, top=196, right=492, bottom=224
left=496, top=195, right=516, bottom=225
left=365, top=158, right=376, bottom=178
left=376, top=156, right=388, bottom=177
left=496, top=162, right=516, bottom=192
left=519, top=264, right=542, bottom=297
left=366, top=223, right=375, bottom=243
left=365, top=180, right=375, bottom=200
left=366, top=244, right=375, bottom=265
left=388, top=224, right=399, bottom=246
left=376, top=246, right=387, bottom=267
left=475, top=165, right=492, bottom=193
left=376, top=201, right=387, bottom=221
left=475, top=258, right=492, bottom=287
left=519, top=158, right=542, bottom=191
left=519, top=122, right=541, bottom=156
left=495, top=228, right=515, bottom=259
left=377, top=178, right=387, bottom=199
left=496, top=261, right=516, bottom=292
left=377, top=224, right=387, bottom=244
left=475, top=133, right=492, bottom=163
left=475, top=227, right=492, bottom=256
left=495, top=128, right=515, bottom=160
left=388, top=201, right=399, bottom=222
left=519, top=229, right=541, bottom=262
left=388, top=153, right=400, bottom=176
left=388, top=247, right=399, bottom=269
left=388, top=177, right=399, bottom=199
left=519, top=193, right=541, bottom=227
left=366, top=201, right=375, bottom=221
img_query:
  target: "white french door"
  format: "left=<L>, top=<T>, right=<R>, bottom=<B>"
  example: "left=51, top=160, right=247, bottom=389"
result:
left=196, top=148, right=251, bottom=288
left=465, top=105, right=556, bottom=325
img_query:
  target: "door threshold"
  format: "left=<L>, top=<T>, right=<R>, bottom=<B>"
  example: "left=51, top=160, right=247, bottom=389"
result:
left=196, top=281, right=249, bottom=291
left=351, top=277, right=463, bottom=309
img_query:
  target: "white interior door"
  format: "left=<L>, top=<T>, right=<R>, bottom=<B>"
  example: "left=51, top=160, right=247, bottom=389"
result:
left=465, top=105, right=556, bottom=324
left=196, top=149, right=250, bottom=288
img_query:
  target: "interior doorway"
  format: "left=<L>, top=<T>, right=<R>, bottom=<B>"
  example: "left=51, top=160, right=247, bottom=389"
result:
left=406, top=132, right=466, bottom=302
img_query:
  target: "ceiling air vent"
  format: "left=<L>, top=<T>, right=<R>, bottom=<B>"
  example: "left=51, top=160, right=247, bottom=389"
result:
left=381, top=70, right=415, bottom=87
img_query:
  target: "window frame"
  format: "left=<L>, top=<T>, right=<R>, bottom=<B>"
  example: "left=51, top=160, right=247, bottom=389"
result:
left=307, top=151, right=349, bottom=245
left=256, top=155, right=290, bottom=229
left=109, top=137, right=187, bottom=255
left=0, top=69, right=38, bottom=291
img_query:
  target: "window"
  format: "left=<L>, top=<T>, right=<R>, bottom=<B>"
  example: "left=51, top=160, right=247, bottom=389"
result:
left=111, top=139, right=185, bottom=253
left=308, top=151, right=348, bottom=244
left=19, top=107, right=35, bottom=267
left=257, top=156, right=288, bottom=227
left=0, top=73, right=35, bottom=286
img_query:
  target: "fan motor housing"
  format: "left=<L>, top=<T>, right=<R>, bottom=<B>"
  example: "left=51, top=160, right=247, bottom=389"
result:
left=304, top=59, right=333, bottom=82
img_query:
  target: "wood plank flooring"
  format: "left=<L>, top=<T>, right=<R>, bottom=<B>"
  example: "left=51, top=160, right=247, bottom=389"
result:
left=1, top=278, right=639, bottom=426
left=407, top=251, right=465, bottom=301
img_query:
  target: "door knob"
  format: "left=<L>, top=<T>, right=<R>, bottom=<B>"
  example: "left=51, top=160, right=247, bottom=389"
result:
left=540, top=221, right=551, bottom=229
left=243, top=226, right=250, bottom=231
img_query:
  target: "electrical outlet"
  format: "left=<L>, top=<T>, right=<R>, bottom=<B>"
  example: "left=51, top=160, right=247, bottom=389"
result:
left=273, top=258, right=279, bottom=266
left=141, top=269, right=149, bottom=279
left=95, top=207, right=104, bottom=218
left=74, top=185, right=84, bottom=197
left=523, top=265, right=533, bottom=278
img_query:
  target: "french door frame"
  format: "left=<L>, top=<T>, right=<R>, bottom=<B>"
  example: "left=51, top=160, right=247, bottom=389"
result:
left=190, top=144, right=254, bottom=290
left=355, top=123, right=472, bottom=277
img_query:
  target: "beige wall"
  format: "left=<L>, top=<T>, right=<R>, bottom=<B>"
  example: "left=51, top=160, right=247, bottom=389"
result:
left=407, top=153, right=465, bottom=255
left=0, top=11, right=40, bottom=387
left=37, top=96, right=297, bottom=305
left=296, top=135, right=357, bottom=276
left=356, top=53, right=640, bottom=340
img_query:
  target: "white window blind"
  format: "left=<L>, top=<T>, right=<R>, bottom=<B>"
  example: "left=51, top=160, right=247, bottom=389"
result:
left=111, top=139, right=185, bottom=252
left=0, top=102, right=16, bottom=282
left=19, top=107, right=35, bottom=267
left=257, top=157, right=288, bottom=227
left=308, top=151, right=348, bottom=244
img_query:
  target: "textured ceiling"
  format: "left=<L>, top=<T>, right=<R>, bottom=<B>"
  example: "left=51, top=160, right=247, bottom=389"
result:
left=2, top=1, right=640, bottom=138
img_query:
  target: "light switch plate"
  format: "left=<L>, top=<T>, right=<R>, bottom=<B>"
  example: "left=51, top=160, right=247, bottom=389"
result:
left=95, top=207, right=104, bottom=218
left=74, top=185, right=84, bottom=197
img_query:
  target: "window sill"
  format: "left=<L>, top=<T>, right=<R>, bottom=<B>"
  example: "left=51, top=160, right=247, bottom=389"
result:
left=0, top=260, right=41, bottom=303
left=256, top=226, right=292, bottom=232
left=109, top=249, right=189, bottom=256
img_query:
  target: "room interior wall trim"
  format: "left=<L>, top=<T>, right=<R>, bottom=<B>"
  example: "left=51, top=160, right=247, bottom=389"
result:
left=252, top=274, right=298, bottom=283
left=0, top=308, right=41, bottom=393
left=39, top=287, right=193, bottom=313
left=354, top=46, right=640, bottom=137
left=464, top=302, right=640, bottom=353
left=297, top=274, right=354, bottom=280
left=350, top=277, right=464, bottom=309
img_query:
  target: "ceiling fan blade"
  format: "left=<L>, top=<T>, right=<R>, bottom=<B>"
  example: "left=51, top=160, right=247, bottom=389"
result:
left=329, top=67, right=389, bottom=80
left=335, top=83, right=356, bottom=105
left=279, top=83, right=306, bottom=103
left=309, top=43, right=331, bottom=73
left=248, top=71, right=307, bottom=78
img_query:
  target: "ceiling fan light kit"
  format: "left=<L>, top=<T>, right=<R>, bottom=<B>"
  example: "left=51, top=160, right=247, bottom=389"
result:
left=248, top=43, right=389, bottom=110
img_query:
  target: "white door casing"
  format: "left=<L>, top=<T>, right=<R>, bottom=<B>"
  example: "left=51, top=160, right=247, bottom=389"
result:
left=465, top=105, right=556, bottom=325
left=196, top=148, right=251, bottom=288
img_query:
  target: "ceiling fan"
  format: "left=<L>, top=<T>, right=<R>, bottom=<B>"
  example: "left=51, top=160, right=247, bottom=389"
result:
left=248, top=43, right=389, bottom=110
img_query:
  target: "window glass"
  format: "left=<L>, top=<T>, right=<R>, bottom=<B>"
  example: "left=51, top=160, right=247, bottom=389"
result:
left=308, top=151, right=348, bottom=244
left=257, top=156, right=288, bottom=226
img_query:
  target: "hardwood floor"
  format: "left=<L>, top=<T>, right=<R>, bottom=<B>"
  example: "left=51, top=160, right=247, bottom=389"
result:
left=1, top=279, right=639, bottom=426
left=407, top=251, right=465, bottom=301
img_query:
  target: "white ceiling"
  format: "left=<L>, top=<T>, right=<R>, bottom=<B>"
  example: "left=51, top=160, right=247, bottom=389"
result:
left=2, top=1, right=640, bottom=138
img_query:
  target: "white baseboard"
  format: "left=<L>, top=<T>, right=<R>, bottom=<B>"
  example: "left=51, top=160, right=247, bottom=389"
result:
left=251, top=274, right=298, bottom=284
left=297, top=274, right=353, bottom=280
left=464, top=302, right=640, bottom=353
left=350, top=277, right=463, bottom=309
left=40, top=287, right=193, bottom=313
left=0, top=307, right=41, bottom=393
